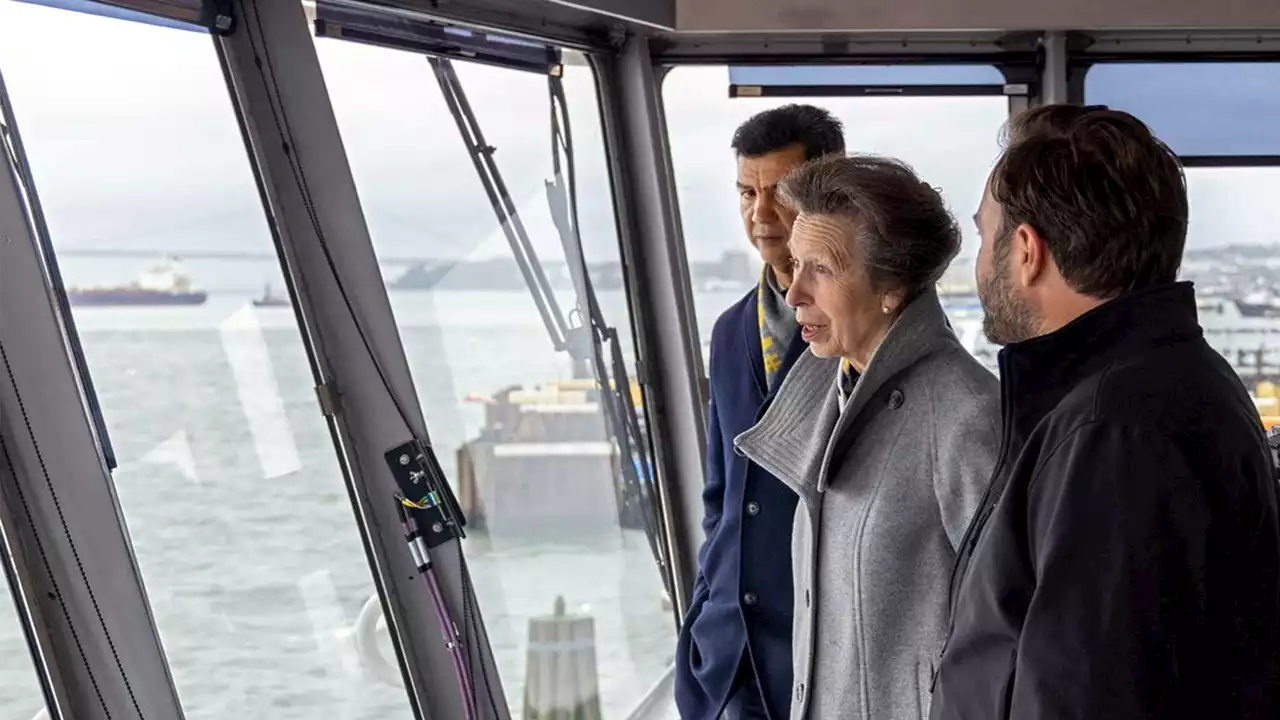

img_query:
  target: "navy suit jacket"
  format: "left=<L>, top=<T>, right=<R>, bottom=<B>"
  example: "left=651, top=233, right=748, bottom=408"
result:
left=675, top=288, right=807, bottom=720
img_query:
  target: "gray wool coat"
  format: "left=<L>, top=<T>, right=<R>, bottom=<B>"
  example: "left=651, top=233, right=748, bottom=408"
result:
left=735, top=291, right=1001, bottom=720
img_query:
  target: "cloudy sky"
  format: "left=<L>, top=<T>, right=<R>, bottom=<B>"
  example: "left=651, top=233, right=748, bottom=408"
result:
left=0, top=0, right=1277, bottom=291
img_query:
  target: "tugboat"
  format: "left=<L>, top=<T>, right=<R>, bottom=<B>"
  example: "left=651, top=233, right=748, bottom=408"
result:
left=67, top=256, right=208, bottom=307
left=252, top=283, right=291, bottom=308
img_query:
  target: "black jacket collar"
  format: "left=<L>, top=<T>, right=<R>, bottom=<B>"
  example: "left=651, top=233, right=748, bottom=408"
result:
left=997, top=281, right=1204, bottom=439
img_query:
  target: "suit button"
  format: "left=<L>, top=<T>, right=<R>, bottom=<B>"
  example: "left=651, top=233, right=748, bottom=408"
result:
left=746, top=501, right=760, bottom=516
left=888, top=389, right=904, bottom=409
left=743, top=592, right=757, bottom=606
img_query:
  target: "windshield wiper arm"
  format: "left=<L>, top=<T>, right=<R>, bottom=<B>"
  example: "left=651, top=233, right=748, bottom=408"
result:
left=429, top=56, right=672, bottom=599
left=429, top=57, right=571, bottom=354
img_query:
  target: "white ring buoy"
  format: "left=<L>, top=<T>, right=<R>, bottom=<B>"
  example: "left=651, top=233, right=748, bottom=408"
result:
left=353, top=593, right=405, bottom=689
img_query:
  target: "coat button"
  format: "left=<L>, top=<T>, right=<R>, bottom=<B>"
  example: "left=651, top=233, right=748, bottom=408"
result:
left=746, top=501, right=760, bottom=516
left=743, top=592, right=757, bottom=606
left=888, top=389, right=904, bottom=409
left=795, top=683, right=805, bottom=702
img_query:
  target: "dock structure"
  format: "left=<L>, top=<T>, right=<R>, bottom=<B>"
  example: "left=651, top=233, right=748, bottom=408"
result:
left=455, top=381, right=651, bottom=534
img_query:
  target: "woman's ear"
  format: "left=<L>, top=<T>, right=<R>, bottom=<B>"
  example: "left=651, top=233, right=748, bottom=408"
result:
left=880, top=290, right=906, bottom=316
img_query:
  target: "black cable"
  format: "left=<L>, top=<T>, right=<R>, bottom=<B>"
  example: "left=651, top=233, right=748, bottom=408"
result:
left=0, top=343, right=124, bottom=719
left=546, top=75, right=668, bottom=581
left=238, top=0, right=419, bottom=438
left=0, top=68, right=117, bottom=472
left=457, top=543, right=503, bottom=718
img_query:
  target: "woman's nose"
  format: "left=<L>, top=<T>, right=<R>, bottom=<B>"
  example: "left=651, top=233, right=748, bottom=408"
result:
left=786, top=280, right=806, bottom=308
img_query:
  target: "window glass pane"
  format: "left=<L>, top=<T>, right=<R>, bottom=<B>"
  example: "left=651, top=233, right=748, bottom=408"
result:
left=665, top=65, right=1008, bottom=371
left=1176, top=168, right=1280, bottom=416
left=729, top=64, right=1006, bottom=88
left=313, top=39, right=673, bottom=717
left=0, top=574, right=46, bottom=719
left=956, top=166, right=1280, bottom=411
left=0, top=5, right=413, bottom=719
left=1085, top=62, right=1280, bottom=158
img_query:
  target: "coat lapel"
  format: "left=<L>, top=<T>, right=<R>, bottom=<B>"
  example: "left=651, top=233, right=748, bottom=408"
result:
left=736, top=291, right=959, bottom=493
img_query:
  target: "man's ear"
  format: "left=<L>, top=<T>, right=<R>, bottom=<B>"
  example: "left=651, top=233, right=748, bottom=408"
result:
left=1011, top=222, right=1048, bottom=289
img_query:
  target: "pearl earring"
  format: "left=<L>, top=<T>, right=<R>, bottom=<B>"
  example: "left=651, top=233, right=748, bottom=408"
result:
left=882, top=305, right=891, bottom=314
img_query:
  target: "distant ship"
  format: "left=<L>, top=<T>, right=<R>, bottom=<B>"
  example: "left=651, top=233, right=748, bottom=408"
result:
left=389, top=262, right=455, bottom=290
left=252, top=283, right=291, bottom=308
left=68, top=257, right=208, bottom=307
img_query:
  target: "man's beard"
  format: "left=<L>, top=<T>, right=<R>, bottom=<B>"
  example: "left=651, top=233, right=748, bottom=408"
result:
left=978, top=262, right=1040, bottom=346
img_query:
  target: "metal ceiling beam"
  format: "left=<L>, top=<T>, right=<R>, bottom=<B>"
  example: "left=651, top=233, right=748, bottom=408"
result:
left=1075, top=29, right=1280, bottom=57
left=674, top=0, right=1280, bottom=34
left=320, top=0, right=627, bottom=51
left=651, top=31, right=1037, bottom=63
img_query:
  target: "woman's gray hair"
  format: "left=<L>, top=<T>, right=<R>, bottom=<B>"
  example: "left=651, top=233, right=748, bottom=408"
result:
left=778, top=153, right=962, bottom=300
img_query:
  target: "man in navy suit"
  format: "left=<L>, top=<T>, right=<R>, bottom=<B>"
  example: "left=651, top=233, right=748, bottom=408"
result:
left=675, top=104, right=846, bottom=720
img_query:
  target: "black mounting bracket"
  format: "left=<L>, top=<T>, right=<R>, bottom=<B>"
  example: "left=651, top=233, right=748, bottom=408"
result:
left=384, top=439, right=467, bottom=549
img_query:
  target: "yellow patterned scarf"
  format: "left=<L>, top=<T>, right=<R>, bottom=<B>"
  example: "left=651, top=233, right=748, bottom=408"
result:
left=838, top=358, right=857, bottom=401
left=757, top=265, right=784, bottom=389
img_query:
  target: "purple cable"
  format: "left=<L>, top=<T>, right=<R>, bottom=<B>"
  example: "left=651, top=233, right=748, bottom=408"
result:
left=399, top=509, right=479, bottom=720
left=423, top=564, right=478, bottom=720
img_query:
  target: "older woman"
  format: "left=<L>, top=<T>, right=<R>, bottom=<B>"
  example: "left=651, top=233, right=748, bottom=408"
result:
left=735, top=154, right=1000, bottom=720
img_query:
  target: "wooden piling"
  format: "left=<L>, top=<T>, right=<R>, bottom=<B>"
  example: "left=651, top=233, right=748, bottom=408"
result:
left=523, top=596, right=603, bottom=720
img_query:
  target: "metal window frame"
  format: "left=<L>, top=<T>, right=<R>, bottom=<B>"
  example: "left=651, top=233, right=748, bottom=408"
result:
left=313, top=0, right=618, bottom=53
left=1072, top=55, right=1280, bottom=167
left=12, top=0, right=225, bottom=32
left=593, top=41, right=706, bottom=618
left=0, top=72, right=185, bottom=720
left=722, top=58, right=1035, bottom=101
left=303, top=0, right=704, bottom=624
left=215, top=1, right=508, bottom=718
left=313, top=0, right=562, bottom=74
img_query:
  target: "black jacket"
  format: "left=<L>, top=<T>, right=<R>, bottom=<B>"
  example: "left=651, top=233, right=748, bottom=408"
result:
left=930, top=282, right=1280, bottom=719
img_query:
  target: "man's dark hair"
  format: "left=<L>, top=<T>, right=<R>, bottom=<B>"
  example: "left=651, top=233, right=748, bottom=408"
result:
left=731, top=104, right=846, bottom=160
left=990, top=104, right=1188, bottom=298
left=779, top=153, right=961, bottom=302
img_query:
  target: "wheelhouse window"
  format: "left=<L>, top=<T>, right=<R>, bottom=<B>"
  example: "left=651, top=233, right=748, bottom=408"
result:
left=663, top=63, right=1012, bottom=380
left=311, top=28, right=672, bottom=716
left=0, top=4, right=415, bottom=717
left=1085, top=61, right=1280, bottom=426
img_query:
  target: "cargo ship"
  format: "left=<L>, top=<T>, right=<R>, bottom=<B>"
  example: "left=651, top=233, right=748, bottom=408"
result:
left=67, top=257, right=208, bottom=307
